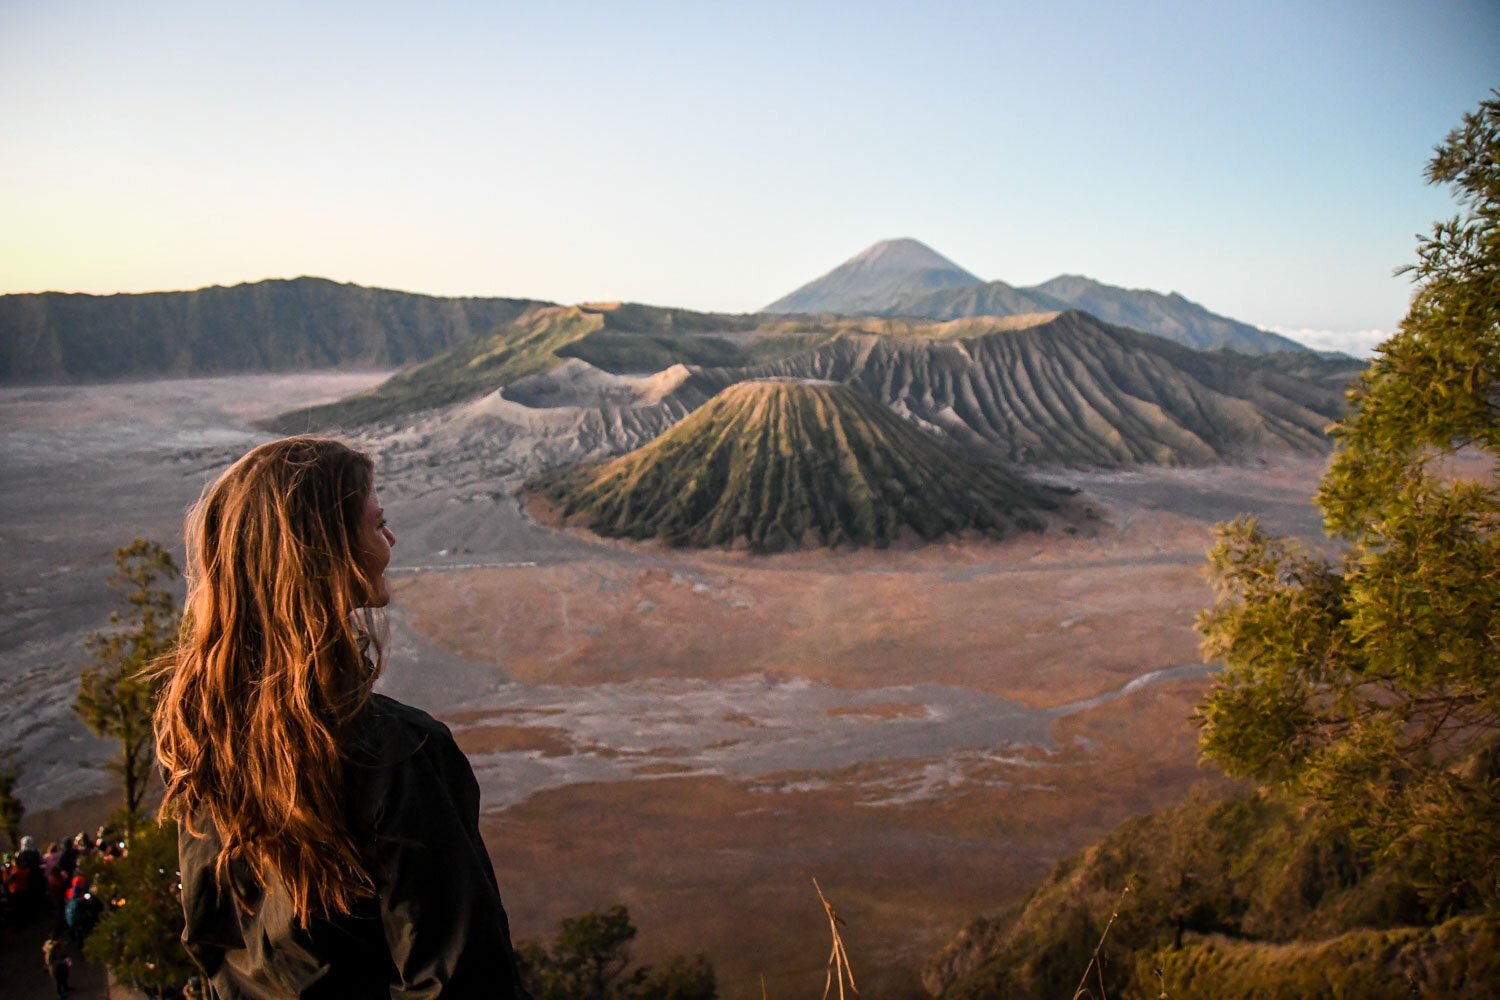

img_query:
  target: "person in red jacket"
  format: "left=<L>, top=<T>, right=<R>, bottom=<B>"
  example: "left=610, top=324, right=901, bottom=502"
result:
left=63, top=875, right=100, bottom=945
left=154, top=437, right=529, bottom=998
left=46, top=863, right=69, bottom=935
left=6, top=854, right=34, bottom=922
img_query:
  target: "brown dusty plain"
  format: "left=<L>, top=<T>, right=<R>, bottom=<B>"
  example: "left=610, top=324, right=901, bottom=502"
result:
left=476, top=678, right=1220, bottom=997
left=393, top=467, right=1325, bottom=998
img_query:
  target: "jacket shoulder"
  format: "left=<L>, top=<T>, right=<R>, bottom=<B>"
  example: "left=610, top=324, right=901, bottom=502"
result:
left=346, top=695, right=479, bottom=834
left=352, top=694, right=456, bottom=764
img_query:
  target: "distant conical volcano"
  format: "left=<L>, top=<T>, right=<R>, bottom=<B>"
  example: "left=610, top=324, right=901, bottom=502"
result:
left=762, top=238, right=983, bottom=315
left=762, top=239, right=1314, bottom=355
left=526, top=379, right=1075, bottom=552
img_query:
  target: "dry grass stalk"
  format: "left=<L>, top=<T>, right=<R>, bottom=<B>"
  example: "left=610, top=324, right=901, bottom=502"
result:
left=813, top=878, right=858, bottom=999
left=1072, top=882, right=1132, bottom=1000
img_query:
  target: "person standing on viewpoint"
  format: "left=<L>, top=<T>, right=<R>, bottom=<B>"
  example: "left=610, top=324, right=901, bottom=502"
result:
left=153, top=437, right=529, bottom=997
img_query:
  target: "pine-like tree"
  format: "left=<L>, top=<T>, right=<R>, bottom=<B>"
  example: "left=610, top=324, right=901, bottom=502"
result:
left=75, top=538, right=180, bottom=837
left=1196, top=93, right=1499, bottom=913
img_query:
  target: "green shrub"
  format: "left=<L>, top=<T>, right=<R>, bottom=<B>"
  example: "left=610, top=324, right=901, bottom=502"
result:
left=1140, top=917, right=1500, bottom=1000
left=517, top=904, right=716, bottom=1000
left=82, top=817, right=197, bottom=997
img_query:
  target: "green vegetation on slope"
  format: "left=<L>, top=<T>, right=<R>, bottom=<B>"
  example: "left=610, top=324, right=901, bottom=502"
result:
left=270, top=304, right=608, bottom=430
left=1140, top=917, right=1498, bottom=1000
left=268, top=302, right=853, bottom=430
left=552, top=311, right=1035, bottom=376
left=543, top=309, right=1049, bottom=377
left=558, top=330, right=833, bottom=373
left=922, top=786, right=1499, bottom=999
left=528, top=379, right=1075, bottom=552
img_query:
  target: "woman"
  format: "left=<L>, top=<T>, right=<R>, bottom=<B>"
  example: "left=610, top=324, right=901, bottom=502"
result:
left=154, top=437, right=528, bottom=998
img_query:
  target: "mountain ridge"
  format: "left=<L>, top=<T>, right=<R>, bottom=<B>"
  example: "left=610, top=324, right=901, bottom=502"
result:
left=0, top=277, right=551, bottom=383
left=1022, top=273, right=1309, bottom=354
left=4, top=244, right=1319, bottom=385
left=286, top=303, right=1352, bottom=470
left=764, top=239, right=1312, bottom=356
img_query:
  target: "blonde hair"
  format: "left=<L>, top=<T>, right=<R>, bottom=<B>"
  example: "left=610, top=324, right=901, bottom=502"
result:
left=155, top=436, right=384, bottom=925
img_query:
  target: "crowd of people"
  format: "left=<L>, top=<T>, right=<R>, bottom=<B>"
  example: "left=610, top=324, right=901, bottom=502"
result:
left=2, top=827, right=126, bottom=996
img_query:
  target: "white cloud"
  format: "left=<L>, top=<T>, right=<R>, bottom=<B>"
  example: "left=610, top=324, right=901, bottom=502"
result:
left=1267, top=326, right=1389, bottom=358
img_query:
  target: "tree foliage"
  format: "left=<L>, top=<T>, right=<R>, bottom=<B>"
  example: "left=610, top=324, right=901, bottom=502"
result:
left=82, top=816, right=197, bottom=996
left=517, top=904, right=717, bottom=1000
left=75, top=538, right=180, bottom=837
left=930, top=789, right=1500, bottom=998
left=0, top=749, right=22, bottom=850
left=1196, top=93, right=1500, bottom=914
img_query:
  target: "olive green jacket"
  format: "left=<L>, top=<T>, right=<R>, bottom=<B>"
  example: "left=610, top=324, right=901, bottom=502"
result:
left=179, top=694, right=530, bottom=998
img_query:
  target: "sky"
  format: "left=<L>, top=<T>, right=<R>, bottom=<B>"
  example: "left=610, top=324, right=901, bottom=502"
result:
left=2, top=1, right=1496, bottom=356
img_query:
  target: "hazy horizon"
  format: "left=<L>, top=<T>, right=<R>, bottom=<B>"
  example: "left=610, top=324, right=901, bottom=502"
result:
left=4, top=1, right=1496, bottom=358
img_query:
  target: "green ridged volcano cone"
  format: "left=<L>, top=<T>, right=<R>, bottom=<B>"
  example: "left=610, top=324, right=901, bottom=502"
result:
left=527, top=379, right=1076, bottom=552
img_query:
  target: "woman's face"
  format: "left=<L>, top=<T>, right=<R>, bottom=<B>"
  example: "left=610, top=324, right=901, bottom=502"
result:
left=355, top=486, right=397, bottom=607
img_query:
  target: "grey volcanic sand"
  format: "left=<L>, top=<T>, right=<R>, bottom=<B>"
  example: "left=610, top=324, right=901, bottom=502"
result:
left=1, top=372, right=1316, bottom=817
left=446, top=663, right=1211, bottom=810
left=1, top=374, right=387, bottom=808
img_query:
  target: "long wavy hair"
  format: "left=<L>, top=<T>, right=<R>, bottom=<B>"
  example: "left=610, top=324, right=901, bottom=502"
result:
left=155, top=436, right=385, bottom=925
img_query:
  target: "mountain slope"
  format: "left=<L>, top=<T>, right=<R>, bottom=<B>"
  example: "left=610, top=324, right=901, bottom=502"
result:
left=923, top=788, right=1499, bottom=999
left=762, top=238, right=982, bottom=314
left=273, top=304, right=1056, bottom=432
left=0, top=277, right=549, bottom=383
left=886, top=280, right=1071, bottom=320
left=527, top=380, right=1074, bottom=551
left=760, top=240, right=1311, bottom=355
left=886, top=274, right=1309, bottom=355
left=731, top=312, right=1343, bottom=464
left=288, top=306, right=1349, bottom=467
left=267, top=302, right=840, bottom=431
left=1027, top=274, right=1309, bottom=354
left=269, top=304, right=609, bottom=431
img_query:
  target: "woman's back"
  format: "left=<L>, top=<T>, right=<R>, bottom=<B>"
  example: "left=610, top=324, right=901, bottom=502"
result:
left=180, top=694, right=527, bottom=998
left=157, top=438, right=529, bottom=998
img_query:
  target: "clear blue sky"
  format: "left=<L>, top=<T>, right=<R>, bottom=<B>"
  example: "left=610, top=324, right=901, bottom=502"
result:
left=2, top=1, right=1496, bottom=354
